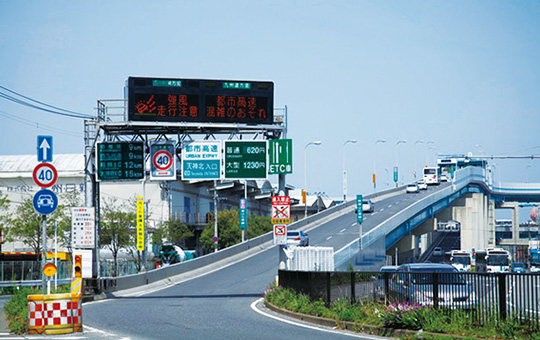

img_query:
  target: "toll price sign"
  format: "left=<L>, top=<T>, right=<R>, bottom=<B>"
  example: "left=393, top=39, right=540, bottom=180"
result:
left=71, top=207, right=95, bottom=248
left=273, top=224, right=287, bottom=245
left=97, top=142, right=145, bottom=181
left=271, top=196, right=291, bottom=224
left=224, top=140, right=267, bottom=179
left=181, top=141, right=221, bottom=180
left=150, top=141, right=176, bottom=180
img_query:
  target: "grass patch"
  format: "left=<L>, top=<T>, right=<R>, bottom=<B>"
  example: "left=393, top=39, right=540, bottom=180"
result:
left=3, top=285, right=70, bottom=335
left=264, top=285, right=540, bottom=340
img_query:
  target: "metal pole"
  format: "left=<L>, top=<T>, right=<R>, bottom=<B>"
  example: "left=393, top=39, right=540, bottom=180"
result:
left=243, top=180, right=247, bottom=242
left=41, top=215, right=47, bottom=295
left=54, top=220, right=57, bottom=291
left=141, top=178, right=147, bottom=271
left=214, top=180, right=218, bottom=252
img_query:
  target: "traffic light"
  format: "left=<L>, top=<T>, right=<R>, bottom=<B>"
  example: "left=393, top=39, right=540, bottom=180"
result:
left=74, top=255, right=82, bottom=278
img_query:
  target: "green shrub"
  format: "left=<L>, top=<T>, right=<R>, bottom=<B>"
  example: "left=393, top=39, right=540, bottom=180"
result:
left=3, top=285, right=71, bottom=335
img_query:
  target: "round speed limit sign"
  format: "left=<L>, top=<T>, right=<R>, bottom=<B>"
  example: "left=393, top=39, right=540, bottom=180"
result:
left=153, top=150, right=173, bottom=171
left=32, top=163, right=58, bottom=188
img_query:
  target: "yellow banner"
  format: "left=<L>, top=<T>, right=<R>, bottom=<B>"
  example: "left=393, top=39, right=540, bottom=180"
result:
left=136, top=196, right=144, bottom=251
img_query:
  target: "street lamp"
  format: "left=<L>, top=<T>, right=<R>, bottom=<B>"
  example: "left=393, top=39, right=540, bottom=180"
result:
left=414, top=140, right=424, bottom=179
left=304, top=141, right=322, bottom=218
left=342, top=139, right=357, bottom=201
left=395, top=140, right=407, bottom=187
left=425, top=141, right=435, bottom=166
left=373, top=139, right=386, bottom=193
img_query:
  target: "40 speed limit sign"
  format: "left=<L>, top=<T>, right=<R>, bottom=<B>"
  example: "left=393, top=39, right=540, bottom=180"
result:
left=32, top=162, right=58, bottom=188
left=150, top=141, right=176, bottom=180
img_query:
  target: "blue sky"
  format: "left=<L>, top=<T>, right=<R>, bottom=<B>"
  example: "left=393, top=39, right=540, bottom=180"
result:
left=1, top=1, right=539, bottom=214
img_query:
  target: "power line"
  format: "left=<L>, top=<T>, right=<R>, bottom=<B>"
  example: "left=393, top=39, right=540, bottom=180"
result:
left=0, top=84, right=94, bottom=119
left=0, top=110, right=81, bottom=138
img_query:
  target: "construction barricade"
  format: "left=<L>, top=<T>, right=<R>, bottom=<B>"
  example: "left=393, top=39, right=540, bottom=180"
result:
left=27, top=293, right=82, bottom=335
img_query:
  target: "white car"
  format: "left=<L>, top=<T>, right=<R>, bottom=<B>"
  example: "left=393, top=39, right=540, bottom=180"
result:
left=417, top=181, right=427, bottom=190
left=362, top=200, right=374, bottom=213
left=406, top=183, right=419, bottom=193
left=440, top=174, right=450, bottom=182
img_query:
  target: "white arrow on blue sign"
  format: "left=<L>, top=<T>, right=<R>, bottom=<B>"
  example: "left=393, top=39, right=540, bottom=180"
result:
left=37, top=136, right=53, bottom=163
left=33, top=189, right=58, bottom=215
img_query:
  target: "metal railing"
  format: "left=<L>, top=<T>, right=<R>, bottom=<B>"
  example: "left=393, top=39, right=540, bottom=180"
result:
left=279, top=269, right=540, bottom=329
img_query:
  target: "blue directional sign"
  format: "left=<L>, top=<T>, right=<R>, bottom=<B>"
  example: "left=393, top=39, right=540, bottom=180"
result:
left=37, top=136, right=53, bottom=163
left=33, top=189, right=58, bottom=215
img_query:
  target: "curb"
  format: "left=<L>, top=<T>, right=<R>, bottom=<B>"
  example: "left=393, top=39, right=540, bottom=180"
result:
left=263, top=300, right=483, bottom=339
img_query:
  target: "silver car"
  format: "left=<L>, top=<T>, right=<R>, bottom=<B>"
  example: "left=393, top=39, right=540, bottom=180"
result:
left=389, top=263, right=476, bottom=308
left=286, top=230, right=309, bottom=247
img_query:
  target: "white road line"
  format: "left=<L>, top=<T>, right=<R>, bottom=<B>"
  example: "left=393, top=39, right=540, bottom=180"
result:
left=351, top=223, right=357, bottom=227
left=340, top=228, right=347, bottom=233
left=326, top=236, right=333, bottom=240
left=250, top=298, right=374, bottom=338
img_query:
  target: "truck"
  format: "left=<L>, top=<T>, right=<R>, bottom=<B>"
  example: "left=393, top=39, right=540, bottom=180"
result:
left=475, top=247, right=512, bottom=273
left=154, top=243, right=186, bottom=268
left=444, top=250, right=472, bottom=272
left=529, top=240, right=540, bottom=272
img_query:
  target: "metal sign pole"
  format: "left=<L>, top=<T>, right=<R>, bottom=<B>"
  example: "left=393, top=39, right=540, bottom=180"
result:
left=41, top=215, right=47, bottom=295
left=214, top=180, right=218, bottom=252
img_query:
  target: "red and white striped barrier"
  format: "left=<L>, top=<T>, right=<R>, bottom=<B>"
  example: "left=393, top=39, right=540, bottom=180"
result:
left=28, top=293, right=82, bottom=335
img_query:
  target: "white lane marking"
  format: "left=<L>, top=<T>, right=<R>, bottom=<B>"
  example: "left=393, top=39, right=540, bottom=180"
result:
left=340, top=228, right=347, bottom=233
left=250, top=298, right=372, bottom=338
left=82, top=325, right=120, bottom=337
left=351, top=223, right=357, bottom=227
left=327, top=236, right=333, bottom=240
left=388, top=205, right=392, bottom=208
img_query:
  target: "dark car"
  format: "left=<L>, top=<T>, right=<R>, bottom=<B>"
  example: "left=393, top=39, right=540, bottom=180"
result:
left=389, top=263, right=476, bottom=308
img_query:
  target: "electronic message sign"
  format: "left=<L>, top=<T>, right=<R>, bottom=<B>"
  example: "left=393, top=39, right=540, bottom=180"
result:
left=97, top=142, right=145, bottom=181
left=127, top=77, right=274, bottom=125
left=224, top=141, right=267, bottom=179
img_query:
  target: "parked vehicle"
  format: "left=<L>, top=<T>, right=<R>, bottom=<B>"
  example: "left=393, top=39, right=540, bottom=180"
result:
left=286, top=230, right=309, bottom=247
left=374, top=265, right=398, bottom=300
left=362, top=200, right=374, bottom=213
left=511, top=262, right=526, bottom=273
left=406, top=183, right=419, bottom=193
left=389, top=263, right=476, bottom=308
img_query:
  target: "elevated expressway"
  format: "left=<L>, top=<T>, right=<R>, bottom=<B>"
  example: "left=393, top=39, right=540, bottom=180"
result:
left=82, top=167, right=540, bottom=339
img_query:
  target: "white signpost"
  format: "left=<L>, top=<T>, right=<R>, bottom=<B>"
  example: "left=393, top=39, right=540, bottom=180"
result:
left=273, top=224, right=287, bottom=245
left=71, top=207, right=95, bottom=248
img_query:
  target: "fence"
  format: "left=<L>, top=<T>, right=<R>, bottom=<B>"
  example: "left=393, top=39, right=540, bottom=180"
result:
left=279, top=270, right=540, bottom=329
left=0, top=261, right=71, bottom=282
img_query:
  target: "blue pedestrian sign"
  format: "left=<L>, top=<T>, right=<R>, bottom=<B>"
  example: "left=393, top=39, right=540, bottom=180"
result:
left=33, top=189, right=58, bottom=215
left=37, top=136, right=53, bottom=163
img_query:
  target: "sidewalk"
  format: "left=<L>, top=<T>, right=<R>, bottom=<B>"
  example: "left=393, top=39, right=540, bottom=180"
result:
left=0, top=296, right=11, bottom=335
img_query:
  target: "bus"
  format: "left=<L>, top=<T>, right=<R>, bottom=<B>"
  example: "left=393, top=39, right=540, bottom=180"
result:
left=475, top=248, right=512, bottom=273
left=423, top=166, right=440, bottom=185
left=444, top=250, right=472, bottom=272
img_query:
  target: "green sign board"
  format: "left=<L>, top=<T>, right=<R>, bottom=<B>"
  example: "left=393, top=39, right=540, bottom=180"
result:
left=224, top=141, right=267, bottom=179
left=356, top=194, right=363, bottom=224
left=97, top=142, right=145, bottom=181
left=268, top=139, right=293, bottom=175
